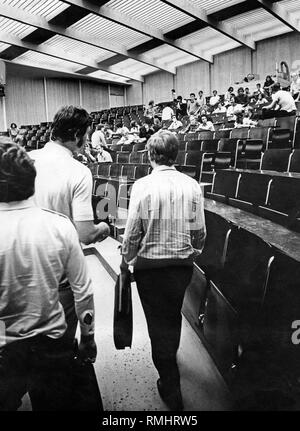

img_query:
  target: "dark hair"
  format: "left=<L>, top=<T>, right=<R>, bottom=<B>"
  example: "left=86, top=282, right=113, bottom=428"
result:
left=0, top=139, right=36, bottom=202
left=146, top=130, right=178, bottom=166
left=116, top=121, right=123, bottom=128
left=10, top=123, right=17, bottom=129
left=213, top=90, right=217, bottom=94
left=238, top=87, right=244, bottom=92
left=228, top=87, right=234, bottom=92
left=272, top=83, right=281, bottom=92
left=50, top=106, right=91, bottom=143
left=190, top=93, right=195, bottom=97
left=171, top=89, right=176, bottom=93
left=177, top=96, right=182, bottom=101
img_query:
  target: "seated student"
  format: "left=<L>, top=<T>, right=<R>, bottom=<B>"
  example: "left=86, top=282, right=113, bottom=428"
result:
left=0, top=139, right=96, bottom=411
left=243, top=107, right=257, bottom=127
left=114, top=122, right=129, bottom=136
left=104, top=123, right=113, bottom=140
left=139, top=121, right=154, bottom=142
left=253, top=83, right=264, bottom=99
left=181, top=115, right=199, bottom=134
left=187, top=93, right=200, bottom=116
left=117, top=128, right=137, bottom=146
left=96, top=145, right=113, bottom=163
left=234, top=112, right=245, bottom=128
left=209, top=90, right=220, bottom=108
left=152, top=117, right=162, bottom=133
left=91, top=124, right=107, bottom=149
left=255, top=92, right=269, bottom=106
left=168, top=114, right=183, bottom=132
left=235, top=87, right=249, bottom=106
left=175, top=96, right=187, bottom=118
left=130, top=121, right=140, bottom=134
left=197, top=115, right=215, bottom=132
left=161, top=103, right=174, bottom=126
left=9, top=123, right=19, bottom=142
left=226, top=96, right=240, bottom=121
left=263, top=75, right=275, bottom=97
left=213, top=102, right=227, bottom=114
left=262, top=83, right=297, bottom=118
left=224, top=87, right=235, bottom=105
left=78, top=142, right=96, bottom=164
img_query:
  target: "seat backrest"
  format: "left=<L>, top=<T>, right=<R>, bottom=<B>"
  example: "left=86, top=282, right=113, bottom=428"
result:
left=196, top=211, right=231, bottom=276
left=198, top=130, right=214, bottom=141
left=201, top=139, right=219, bottom=152
left=211, top=169, right=240, bottom=198
left=260, top=149, right=291, bottom=172
left=176, top=151, right=186, bottom=165
left=109, top=163, right=122, bottom=178
left=230, top=127, right=249, bottom=140
left=121, top=164, right=135, bottom=179
left=117, top=152, right=130, bottom=164
left=248, top=127, right=270, bottom=147
left=185, top=140, right=202, bottom=151
left=218, top=138, right=238, bottom=166
left=135, top=164, right=150, bottom=179
left=185, top=151, right=202, bottom=166
left=129, top=152, right=142, bottom=164
left=275, top=115, right=296, bottom=132
left=288, top=150, right=300, bottom=173
left=237, top=172, right=272, bottom=206
left=213, top=152, right=232, bottom=170
left=266, top=176, right=300, bottom=215
left=243, top=139, right=264, bottom=155
left=222, top=226, right=273, bottom=313
left=132, top=143, right=146, bottom=152
left=267, top=128, right=291, bottom=149
left=184, top=133, right=198, bottom=141
left=98, top=163, right=111, bottom=177
left=214, top=129, right=231, bottom=140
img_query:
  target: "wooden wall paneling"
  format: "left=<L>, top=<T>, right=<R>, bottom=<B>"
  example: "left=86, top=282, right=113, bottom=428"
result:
left=81, top=80, right=109, bottom=112
left=126, top=80, right=143, bottom=106
left=210, top=46, right=252, bottom=95
left=175, top=60, right=210, bottom=99
left=253, top=32, right=300, bottom=81
left=5, top=73, right=46, bottom=127
left=143, top=71, right=174, bottom=104
left=46, top=78, right=80, bottom=120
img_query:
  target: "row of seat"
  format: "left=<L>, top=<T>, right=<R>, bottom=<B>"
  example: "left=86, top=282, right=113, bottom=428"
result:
left=183, top=209, right=300, bottom=406
left=206, top=168, right=300, bottom=231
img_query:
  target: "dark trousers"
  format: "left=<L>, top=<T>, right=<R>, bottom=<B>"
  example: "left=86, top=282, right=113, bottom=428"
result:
left=261, top=109, right=296, bottom=119
left=0, top=336, right=76, bottom=411
left=134, top=266, right=193, bottom=389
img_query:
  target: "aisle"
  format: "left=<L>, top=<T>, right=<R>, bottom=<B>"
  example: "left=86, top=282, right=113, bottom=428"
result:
left=87, top=237, right=232, bottom=411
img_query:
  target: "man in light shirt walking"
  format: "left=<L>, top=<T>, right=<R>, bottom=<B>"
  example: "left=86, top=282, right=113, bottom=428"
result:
left=122, top=131, right=206, bottom=411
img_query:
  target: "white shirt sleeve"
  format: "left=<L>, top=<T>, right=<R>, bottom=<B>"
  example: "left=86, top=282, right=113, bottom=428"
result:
left=72, top=168, right=94, bottom=222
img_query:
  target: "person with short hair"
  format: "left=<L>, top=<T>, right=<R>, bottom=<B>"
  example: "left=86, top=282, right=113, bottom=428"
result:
left=0, top=139, right=96, bottom=411
left=235, top=87, right=249, bottom=105
left=197, top=90, right=206, bottom=107
left=197, top=115, right=215, bottom=132
left=161, top=103, right=174, bottom=124
left=91, top=124, right=107, bottom=149
left=187, top=93, right=200, bottom=116
left=168, top=114, right=183, bottom=131
left=262, top=83, right=297, bottom=118
left=182, top=114, right=199, bottom=134
left=209, top=90, right=220, bottom=107
left=213, top=102, right=227, bottom=114
left=224, top=87, right=235, bottom=104
left=122, top=130, right=206, bottom=411
left=9, top=122, right=19, bottom=142
left=29, top=106, right=110, bottom=342
left=175, top=96, right=187, bottom=118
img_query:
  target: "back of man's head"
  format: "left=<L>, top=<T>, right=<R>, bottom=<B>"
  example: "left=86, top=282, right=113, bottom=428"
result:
left=51, top=105, right=90, bottom=144
left=272, top=83, right=281, bottom=93
left=146, top=130, right=178, bottom=167
left=0, top=138, right=36, bottom=202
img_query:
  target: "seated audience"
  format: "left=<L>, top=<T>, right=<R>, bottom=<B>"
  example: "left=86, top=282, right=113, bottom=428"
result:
left=152, top=117, right=162, bottom=133
left=235, top=87, right=249, bottom=106
left=253, top=83, right=264, bottom=99
left=161, top=103, right=174, bottom=125
left=213, top=102, right=227, bottom=114
left=91, top=124, right=107, bottom=149
left=182, top=115, right=199, bottom=134
left=262, top=83, right=297, bottom=118
left=115, top=122, right=130, bottom=136
left=226, top=96, right=240, bottom=121
left=198, top=115, right=215, bottom=132
left=209, top=90, right=220, bottom=108
left=168, top=115, right=183, bottom=131
left=243, top=107, right=257, bottom=127
left=175, top=96, right=187, bottom=118
left=224, top=87, right=235, bottom=104
left=255, top=93, right=269, bottom=106
left=130, top=121, right=140, bottom=133
left=263, top=75, right=275, bottom=97
left=0, top=138, right=96, bottom=411
left=96, top=145, right=113, bottom=163
left=139, top=121, right=154, bottom=142
left=234, top=112, right=245, bottom=128
left=187, top=93, right=200, bottom=116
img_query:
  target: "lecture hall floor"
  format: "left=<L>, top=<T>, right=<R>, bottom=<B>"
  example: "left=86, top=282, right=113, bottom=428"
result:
left=20, top=237, right=232, bottom=411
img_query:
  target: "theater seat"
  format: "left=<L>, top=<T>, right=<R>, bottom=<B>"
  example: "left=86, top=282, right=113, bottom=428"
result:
left=288, top=150, right=300, bottom=173
left=267, top=128, right=291, bottom=149
left=260, top=149, right=291, bottom=172
left=201, top=139, right=219, bottom=151
left=206, top=169, right=240, bottom=203
left=230, top=128, right=249, bottom=140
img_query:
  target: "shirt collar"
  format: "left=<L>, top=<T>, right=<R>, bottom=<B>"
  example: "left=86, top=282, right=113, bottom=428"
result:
left=44, top=140, right=73, bottom=157
left=0, top=198, right=36, bottom=211
left=152, top=165, right=176, bottom=173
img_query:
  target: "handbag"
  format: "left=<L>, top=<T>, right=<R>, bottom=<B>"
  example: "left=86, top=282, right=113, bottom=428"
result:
left=113, top=268, right=133, bottom=349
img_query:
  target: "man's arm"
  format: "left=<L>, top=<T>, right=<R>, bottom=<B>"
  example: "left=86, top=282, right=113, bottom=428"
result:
left=263, top=99, right=277, bottom=110
left=64, top=223, right=97, bottom=363
left=121, top=182, right=143, bottom=264
left=73, top=169, right=110, bottom=245
left=189, top=184, right=207, bottom=255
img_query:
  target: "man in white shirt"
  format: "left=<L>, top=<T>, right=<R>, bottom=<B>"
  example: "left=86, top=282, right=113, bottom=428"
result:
left=30, top=106, right=110, bottom=341
left=210, top=90, right=220, bottom=107
left=0, top=139, right=96, bottom=411
left=161, top=103, right=174, bottom=125
left=97, top=146, right=113, bottom=163
left=263, top=83, right=296, bottom=118
left=187, top=93, right=200, bottom=116
left=91, top=124, right=107, bottom=149
left=168, top=114, right=183, bottom=132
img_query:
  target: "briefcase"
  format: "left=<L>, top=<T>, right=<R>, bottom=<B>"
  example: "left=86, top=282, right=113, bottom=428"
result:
left=113, top=268, right=133, bottom=349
